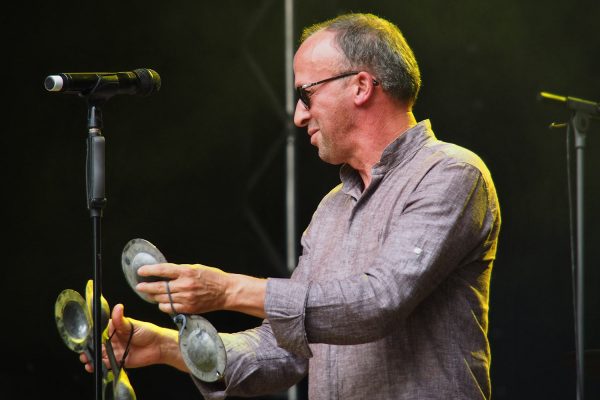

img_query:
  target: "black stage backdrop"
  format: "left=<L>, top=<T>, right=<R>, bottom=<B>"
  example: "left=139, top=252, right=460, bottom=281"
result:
left=2, top=1, right=599, bottom=399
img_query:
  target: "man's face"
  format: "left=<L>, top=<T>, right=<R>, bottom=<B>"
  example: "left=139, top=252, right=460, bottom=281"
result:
left=293, top=31, right=356, bottom=165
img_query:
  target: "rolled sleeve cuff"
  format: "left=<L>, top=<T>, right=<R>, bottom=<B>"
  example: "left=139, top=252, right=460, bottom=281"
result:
left=191, top=333, right=261, bottom=399
left=265, top=278, right=313, bottom=358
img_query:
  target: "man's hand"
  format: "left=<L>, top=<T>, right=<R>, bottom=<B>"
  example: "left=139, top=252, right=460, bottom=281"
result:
left=135, top=263, right=267, bottom=318
left=79, top=304, right=187, bottom=373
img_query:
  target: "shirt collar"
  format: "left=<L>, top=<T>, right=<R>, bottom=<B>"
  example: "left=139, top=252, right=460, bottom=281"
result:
left=340, top=120, right=435, bottom=198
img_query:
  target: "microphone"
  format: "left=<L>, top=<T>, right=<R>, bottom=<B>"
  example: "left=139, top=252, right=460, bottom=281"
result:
left=44, top=68, right=161, bottom=97
left=538, top=91, right=600, bottom=117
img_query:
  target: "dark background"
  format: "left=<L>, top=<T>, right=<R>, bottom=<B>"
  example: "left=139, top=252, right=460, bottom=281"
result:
left=2, top=0, right=599, bottom=398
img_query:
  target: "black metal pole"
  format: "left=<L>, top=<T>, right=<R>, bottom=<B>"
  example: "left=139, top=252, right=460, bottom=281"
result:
left=538, top=92, right=599, bottom=400
left=86, top=102, right=107, bottom=400
left=571, top=111, right=589, bottom=400
left=92, top=215, right=103, bottom=400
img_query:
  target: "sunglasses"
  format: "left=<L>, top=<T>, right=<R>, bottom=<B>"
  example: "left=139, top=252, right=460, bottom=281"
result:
left=296, top=71, right=361, bottom=110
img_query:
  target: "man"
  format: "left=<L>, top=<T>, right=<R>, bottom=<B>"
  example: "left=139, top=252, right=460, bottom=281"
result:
left=82, top=13, right=500, bottom=399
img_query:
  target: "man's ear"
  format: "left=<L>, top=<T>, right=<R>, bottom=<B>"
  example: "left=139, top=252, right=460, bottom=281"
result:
left=353, top=71, right=378, bottom=107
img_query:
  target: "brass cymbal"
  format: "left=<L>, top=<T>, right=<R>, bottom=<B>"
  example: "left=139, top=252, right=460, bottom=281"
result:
left=178, top=314, right=227, bottom=382
left=55, top=289, right=92, bottom=354
left=121, top=238, right=167, bottom=303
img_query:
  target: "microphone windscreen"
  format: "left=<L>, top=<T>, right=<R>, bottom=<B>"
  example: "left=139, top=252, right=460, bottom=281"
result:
left=134, top=68, right=161, bottom=96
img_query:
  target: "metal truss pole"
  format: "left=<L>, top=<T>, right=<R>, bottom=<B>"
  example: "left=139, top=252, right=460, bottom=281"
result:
left=285, top=2, right=299, bottom=399
left=285, top=4, right=298, bottom=398
left=284, top=1, right=296, bottom=283
left=241, top=0, right=299, bottom=397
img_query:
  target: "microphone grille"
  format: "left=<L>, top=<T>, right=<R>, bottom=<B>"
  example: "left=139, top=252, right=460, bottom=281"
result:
left=44, top=75, right=64, bottom=92
left=134, top=68, right=161, bottom=96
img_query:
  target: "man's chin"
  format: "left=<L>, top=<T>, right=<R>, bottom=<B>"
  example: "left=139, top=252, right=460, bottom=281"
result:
left=317, top=148, right=330, bottom=163
left=317, top=149, right=343, bottom=165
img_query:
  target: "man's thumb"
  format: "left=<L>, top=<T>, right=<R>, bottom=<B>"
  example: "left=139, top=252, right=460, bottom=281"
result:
left=111, top=304, right=129, bottom=333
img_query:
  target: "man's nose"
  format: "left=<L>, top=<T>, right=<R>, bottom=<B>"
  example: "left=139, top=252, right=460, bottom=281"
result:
left=293, top=100, right=310, bottom=127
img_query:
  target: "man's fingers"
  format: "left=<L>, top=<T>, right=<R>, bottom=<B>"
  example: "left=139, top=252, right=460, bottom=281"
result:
left=136, top=264, right=185, bottom=295
left=153, top=293, right=177, bottom=304
left=136, top=280, right=171, bottom=295
left=82, top=305, right=138, bottom=374
left=80, top=355, right=111, bottom=373
left=137, top=263, right=182, bottom=279
left=158, top=301, right=186, bottom=314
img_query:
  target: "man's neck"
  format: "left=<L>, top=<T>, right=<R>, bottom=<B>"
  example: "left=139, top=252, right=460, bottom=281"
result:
left=350, top=110, right=417, bottom=189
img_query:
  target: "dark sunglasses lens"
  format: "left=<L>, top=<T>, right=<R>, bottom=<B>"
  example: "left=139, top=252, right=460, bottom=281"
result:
left=297, top=87, right=310, bottom=109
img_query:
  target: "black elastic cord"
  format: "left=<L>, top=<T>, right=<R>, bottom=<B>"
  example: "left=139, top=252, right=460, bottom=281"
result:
left=165, top=280, right=178, bottom=315
left=107, top=319, right=135, bottom=372
left=165, top=281, right=188, bottom=336
left=119, top=320, right=135, bottom=371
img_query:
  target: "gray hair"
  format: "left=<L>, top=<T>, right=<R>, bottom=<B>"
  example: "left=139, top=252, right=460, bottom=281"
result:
left=301, top=13, right=421, bottom=107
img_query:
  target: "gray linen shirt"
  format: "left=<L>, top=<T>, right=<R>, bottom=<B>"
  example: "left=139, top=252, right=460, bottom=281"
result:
left=196, top=120, right=501, bottom=399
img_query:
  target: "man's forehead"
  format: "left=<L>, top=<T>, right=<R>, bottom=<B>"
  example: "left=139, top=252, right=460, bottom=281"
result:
left=294, top=30, right=343, bottom=76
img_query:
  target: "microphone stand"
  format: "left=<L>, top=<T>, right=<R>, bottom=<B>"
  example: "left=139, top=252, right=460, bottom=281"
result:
left=86, top=98, right=107, bottom=400
left=47, top=70, right=159, bottom=399
left=569, top=109, right=588, bottom=400
left=539, top=92, right=599, bottom=400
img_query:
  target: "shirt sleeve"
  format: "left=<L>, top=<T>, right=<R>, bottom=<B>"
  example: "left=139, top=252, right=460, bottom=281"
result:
left=265, top=160, right=499, bottom=357
left=192, top=319, right=308, bottom=399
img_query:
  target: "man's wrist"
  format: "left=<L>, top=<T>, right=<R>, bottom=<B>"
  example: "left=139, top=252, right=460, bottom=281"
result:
left=159, top=327, right=189, bottom=372
left=225, top=273, right=267, bottom=318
